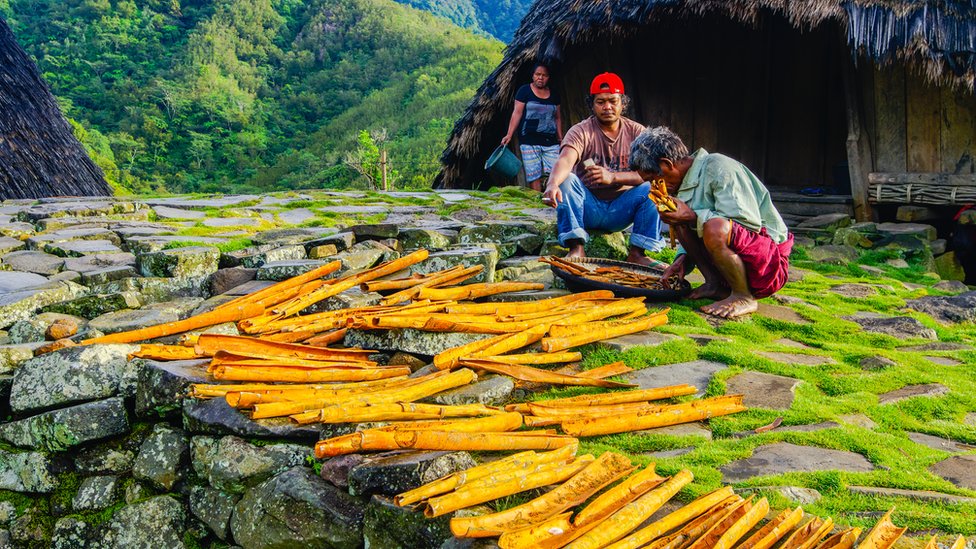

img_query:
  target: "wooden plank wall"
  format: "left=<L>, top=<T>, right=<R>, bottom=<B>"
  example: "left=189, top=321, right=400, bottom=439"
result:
left=872, top=66, right=976, bottom=176
left=553, top=13, right=848, bottom=190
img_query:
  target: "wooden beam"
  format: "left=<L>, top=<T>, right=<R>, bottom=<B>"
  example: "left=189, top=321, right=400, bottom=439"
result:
left=868, top=173, right=976, bottom=186
left=841, top=38, right=874, bottom=221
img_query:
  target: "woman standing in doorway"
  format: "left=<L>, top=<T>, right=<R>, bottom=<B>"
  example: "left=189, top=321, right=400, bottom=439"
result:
left=501, top=64, right=563, bottom=191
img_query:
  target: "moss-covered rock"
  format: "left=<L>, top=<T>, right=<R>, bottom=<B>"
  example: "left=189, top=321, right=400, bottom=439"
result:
left=0, top=398, right=130, bottom=452
left=363, top=495, right=453, bottom=549
left=137, top=246, right=220, bottom=279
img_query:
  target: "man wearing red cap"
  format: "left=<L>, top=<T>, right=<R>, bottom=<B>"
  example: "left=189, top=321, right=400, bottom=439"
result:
left=543, top=72, right=663, bottom=264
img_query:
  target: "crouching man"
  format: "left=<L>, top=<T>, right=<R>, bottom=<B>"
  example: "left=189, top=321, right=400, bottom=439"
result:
left=629, top=126, right=794, bottom=318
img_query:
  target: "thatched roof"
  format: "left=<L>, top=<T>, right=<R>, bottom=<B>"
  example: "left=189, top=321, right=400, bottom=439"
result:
left=436, top=0, right=976, bottom=189
left=0, top=17, right=110, bottom=200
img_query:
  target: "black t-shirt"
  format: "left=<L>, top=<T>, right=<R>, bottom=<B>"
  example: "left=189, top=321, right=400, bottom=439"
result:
left=515, top=84, right=560, bottom=146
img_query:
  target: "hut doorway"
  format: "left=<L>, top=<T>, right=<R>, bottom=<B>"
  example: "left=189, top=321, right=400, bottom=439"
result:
left=552, top=11, right=850, bottom=209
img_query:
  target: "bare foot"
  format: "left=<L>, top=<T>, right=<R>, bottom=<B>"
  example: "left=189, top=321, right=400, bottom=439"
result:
left=700, top=293, right=758, bottom=318
left=688, top=283, right=729, bottom=300
left=625, top=251, right=653, bottom=266
left=565, top=241, right=586, bottom=259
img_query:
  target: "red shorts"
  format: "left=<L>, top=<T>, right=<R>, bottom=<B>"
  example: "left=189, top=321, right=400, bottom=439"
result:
left=728, top=222, right=793, bottom=298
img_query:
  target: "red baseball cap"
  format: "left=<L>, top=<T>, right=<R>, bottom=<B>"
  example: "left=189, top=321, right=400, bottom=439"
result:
left=590, top=72, right=624, bottom=95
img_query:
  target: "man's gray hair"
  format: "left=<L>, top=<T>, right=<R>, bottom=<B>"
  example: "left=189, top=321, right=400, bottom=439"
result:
left=629, top=126, right=689, bottom=174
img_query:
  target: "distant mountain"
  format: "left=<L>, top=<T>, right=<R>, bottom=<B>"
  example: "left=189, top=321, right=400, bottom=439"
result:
left=1, top=0, right=502, bottom=193
left=393, top=0, right=533, bottom=42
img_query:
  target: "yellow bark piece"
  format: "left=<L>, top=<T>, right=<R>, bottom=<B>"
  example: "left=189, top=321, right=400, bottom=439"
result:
left=459, top=359, right=636, bottom=388
left=565, top=469, right=694, bottom=549
left=251, top=368, right=476, bottom=419
left=780, top=517, right=833, bottom=549
left=815, top=528, right=862, bottom=549
left=425, top=455, right=592, bottom=518
left=195, top=333, right=374, bottom=361
left=736, top=506, right=805, bottom=549
left=604, top=486, right=736, bottom=549
left=856, top=509, right=907, bottom=549
left=642, top=496, right=742, bottom=549
left=83, top=302, right=265, bottom=345
left=130, top=344, right=204, bottom=361
left=417, top=282, right=545, bottom=301
left=478, top=352, right=582, bottom=365
left=505, top=385, right=698, bottom=413
left=949, top=536, right=969, bottom=549
left=713, top=497, right=769, bottom=549
left=445, top=290, right=615, bottom=315
left=572, top=463, right=666, bottom=527
left=561, top=395, right=746, bottom=436
left=212, top=365, right=410, bottom=383
left=449, top=452, right=635, bottom=537
left=394, top=444, right=577, bottom=507
left=541, top=313, right=667, bottom=353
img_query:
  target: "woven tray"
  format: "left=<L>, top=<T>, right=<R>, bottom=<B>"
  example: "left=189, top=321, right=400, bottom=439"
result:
left=549, top=257, right=690, bottom=301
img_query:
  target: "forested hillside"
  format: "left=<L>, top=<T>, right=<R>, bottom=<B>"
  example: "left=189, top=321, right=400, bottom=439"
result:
left=0, top=0, right=502, bottom=194
left=392, top=0, right=534, bottom=41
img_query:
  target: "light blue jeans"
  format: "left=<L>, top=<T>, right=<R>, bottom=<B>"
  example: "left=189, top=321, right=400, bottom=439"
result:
left=556, top=173, right=664, bottom=252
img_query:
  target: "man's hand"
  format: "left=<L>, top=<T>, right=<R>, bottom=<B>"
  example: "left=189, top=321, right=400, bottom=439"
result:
left=661, top=254, right=687, bottom=288
left=543, top=183, right=562, bottom=208
left=660, top=197, right=696, bottom=225
left=582, top=164, right=614, bottom=186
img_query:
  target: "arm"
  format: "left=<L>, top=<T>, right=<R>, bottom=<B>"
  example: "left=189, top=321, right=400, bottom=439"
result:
left=543, top=146, right=580, bottom=208
left=582, top=167, right=644, bottom=187
left=501, top=101, right=525, bottom=145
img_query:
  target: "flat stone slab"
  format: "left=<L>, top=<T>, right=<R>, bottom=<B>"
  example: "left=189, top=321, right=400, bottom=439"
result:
left=838, top=414, right=878, bottom=429
left=685, top=334, right=732, bottom=346
left=843, top=313, right=938, bottom=340
left=848, top=485, right=976, bottom=505
left=597, top=330, right=680, bottom=352
left=1, top=250, right=65, bottom=275
left=773, top=338, right=813, bottom=349
left=0, top=236, right=25, bottom=255
left=182, top=398, right=319, bottom=441
left=348, top=451, right=475, bottom=497
left=621, top=360, right=727, bottom=397
left=725, top=371, right=802, bottom=410
left=202, top=217, right=263, bottom=228
left=45, top=239, right=124, bottom=257
left=738, top=486, right=822, bottom=505
left=639, top=422, right=712, bottom=440
left=0, top=397, right=129, bottom=452
left=878, top=383, right=949, bottom=404
left=481, top=289, right=571, bottom=302
left=733, top=422, right=841, bottom=438
left=900, top=342, right=972, bottom=352
left=152, top=205, right=207, bottom=220
left=720, top=442, right=875, bottom=483
left=925, top=356, right=962, bottom=366
left=928, top=455, right=976, bottom=490
left=905, top=291, right=976, bottom=324
left=754, top=303, right=811, bottom=325
left=757, top=351, right=836, bottom=366
left=428, top=376, right=513, bottom=406
left=90, top=308, right=182, bottom=334
left=0, top=271, right=50, bottom=292
left=647, top=447, right=695, bottom=458
left=345, top=328, right=490, bottom=356
left=277, top=208, right=315, bottom=225
left=907, top=432, right=976, bottom=453
left=829, top=283, right=879, bottom=298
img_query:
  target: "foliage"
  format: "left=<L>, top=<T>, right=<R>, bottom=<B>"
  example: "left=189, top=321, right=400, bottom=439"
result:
left=391, top=0, right=533, bottom=42
left=2, top=0, right=502, bottom=194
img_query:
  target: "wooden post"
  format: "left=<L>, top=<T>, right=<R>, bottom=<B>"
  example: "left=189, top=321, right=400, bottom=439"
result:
left=380, top=149, right=388, bottom=191
left=840, top=39, right=875, bottom=221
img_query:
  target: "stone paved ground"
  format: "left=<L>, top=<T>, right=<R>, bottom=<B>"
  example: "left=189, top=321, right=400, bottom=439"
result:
left=0, top=190, right=973, bottom=547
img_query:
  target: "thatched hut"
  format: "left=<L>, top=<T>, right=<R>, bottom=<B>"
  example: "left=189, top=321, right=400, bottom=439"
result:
left=0, top=16, right=110, bottom=200
left=436, top=0, right=975, bottom=221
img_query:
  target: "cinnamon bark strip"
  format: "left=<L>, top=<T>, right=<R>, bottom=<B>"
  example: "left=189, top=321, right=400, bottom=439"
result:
left=459, top=359, right=636, bottom=388
left=736, top=506, right=804, bottom=549
left=82, top=302, right=265, bottom=345
left=641, top=496, right=743, bottom=549
left=417, top=282, right=545, bottom=301
left=449, top=452, right=636, bottom=537
left=814, top=528, right=862, bottom=549
left=505, top=385, right=698, bottom=413
left=315, top=427, right=576, bottom=459
left=130, top=344, right=205, bottom=361
left=547, top=308, right=669, bottom=338
left=565, top=469, right=695, bottom=549
left=424, top=454, right=592, bottom=517
left=571, top=464, right=666, bottom=528
left=195, top=334, right=374, bottom=361
left=779, top=517, right=833, bottom=549
left=855, top=508, right=906, bottom=549
left=209, top=351, right=376, bottom=369
left=445, top=290, right=615, bottom=315
left=292, top=402, right=504, bottom=425
left=541, top=313, right=668, bottom=352
left=394, top=444, right=577, bottom=507
left=603, top=487, right=737, bottom=549
left=478, top=352, right=582, bottom=365
left=253, top=368, right=476, bottom=418
left=361, top=266, right=463, bottom=292
left=212, top=365, right=410, bottom=383
left=381, top=265, right=484, bottom=306
left=214, top=260, right=342, bottom=311
left=560, top=395, right=746, bottom=436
